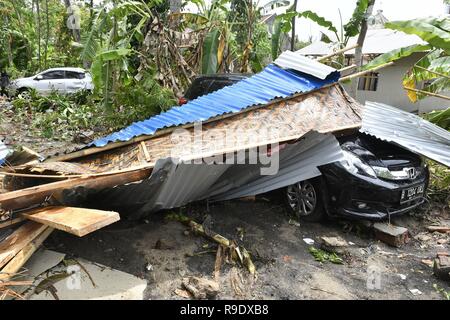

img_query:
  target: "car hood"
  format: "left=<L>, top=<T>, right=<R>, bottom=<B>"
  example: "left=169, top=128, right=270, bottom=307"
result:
left=10, top=76, right=34, bottom=85
left=340, top=134, right=421, bottom=169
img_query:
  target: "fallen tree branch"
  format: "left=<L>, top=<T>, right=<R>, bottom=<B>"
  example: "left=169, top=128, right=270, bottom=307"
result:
left=167, top=213, right=256, bottom=276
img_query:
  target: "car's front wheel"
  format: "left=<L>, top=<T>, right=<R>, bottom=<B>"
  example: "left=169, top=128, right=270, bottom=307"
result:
left=17, top=87, right=31, bottom=98
left=285, top=178, right=325, bottom=222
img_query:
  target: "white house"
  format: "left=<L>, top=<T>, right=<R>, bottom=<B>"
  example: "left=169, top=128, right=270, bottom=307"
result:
left=261, top=0, right=293, bottom=16
left=296, top=11, right=450, bottom=113
left=260, top=0, right=294, bottom=51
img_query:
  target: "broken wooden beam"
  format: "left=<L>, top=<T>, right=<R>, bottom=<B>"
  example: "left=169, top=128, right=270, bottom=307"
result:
left=0, top=217, right=26, bottom=230
left=0, top=222, right=47, bottom=268
left=22, top=206, right=120, bottom=237
left=0, top=227, right=53, bottom=281
left=0, top=168, right=151, bottom=211
left=427, top=225, right=450, bottom=233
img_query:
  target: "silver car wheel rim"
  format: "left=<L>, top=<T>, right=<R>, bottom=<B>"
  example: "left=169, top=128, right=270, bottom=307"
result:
left=287, top=181, right=317, bottom=216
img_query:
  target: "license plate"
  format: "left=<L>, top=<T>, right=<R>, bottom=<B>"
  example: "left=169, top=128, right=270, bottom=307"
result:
left=400, top=184, right=425, bottom=203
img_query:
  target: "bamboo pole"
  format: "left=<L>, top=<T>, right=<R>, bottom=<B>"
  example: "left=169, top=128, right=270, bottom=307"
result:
left=403, top=86, right=450, bottom=101
left=316, top=44, right=359, bottom=62
left=339, top=62, right=394, bottom=82
left=338, top=64, right=357, bottom=73
left=414, top=65, right=450, bottom=80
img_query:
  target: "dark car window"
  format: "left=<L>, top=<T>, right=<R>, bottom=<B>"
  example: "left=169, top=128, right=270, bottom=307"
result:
left=184, top=76, right=248, bottom=100
left=65, top=71, right=85, bottom=79
left=41, top=70, right=65, bottom=80
left=207, top=80, right=235, bottom=93
left=184, top=78, right=213, bottom=100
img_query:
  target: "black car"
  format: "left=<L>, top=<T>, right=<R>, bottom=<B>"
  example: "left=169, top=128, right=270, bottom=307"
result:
left=183, top=74, right=429, bottom=221
left=179, top=73, right=250, bottom=105
left=285, top=133, right=428, bottom=221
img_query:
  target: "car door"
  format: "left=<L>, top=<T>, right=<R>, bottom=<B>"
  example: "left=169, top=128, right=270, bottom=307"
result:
left=39, top=70, right=66, bottom=94
left=64, top=71, right=88, bottom=93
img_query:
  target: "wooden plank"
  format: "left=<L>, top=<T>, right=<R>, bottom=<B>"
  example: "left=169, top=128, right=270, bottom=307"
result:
left=0, top=222, right=47, bottom=269
left=0, top=227, right=54, bottom=281
left=22, top=206, right=120, bottom=237
left=0, top=217, right=26, bottom=230
left=0, top=168, right=151, bottom=211
left=140, top=141, right=151, bottom=162
left=427, top=225, right=450, bottom=233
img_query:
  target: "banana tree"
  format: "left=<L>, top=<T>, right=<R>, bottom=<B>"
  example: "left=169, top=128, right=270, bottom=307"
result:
left=361, top=16, right=450, bottom=129
left=171, top=0, right=236, bottom=74
left=81, top=0, right=175, bottom=108
left=274, top=0, right=373, bottom=65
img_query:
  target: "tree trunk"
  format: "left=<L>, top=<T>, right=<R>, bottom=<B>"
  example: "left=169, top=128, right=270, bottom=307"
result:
left=291, top=0, right=298, bottom=51
left=349, top=0, right=375, bottom=99
left=63, top=0, right=81, bottom=43
left=44, top=0, right=49, bottom=69
left=35, top=0, right=42, bottom=70
left=4, top=15, right=13, bottom=67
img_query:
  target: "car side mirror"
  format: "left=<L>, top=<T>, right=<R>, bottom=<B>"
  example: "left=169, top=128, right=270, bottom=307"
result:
left=35, top=75, right=43, bottom=80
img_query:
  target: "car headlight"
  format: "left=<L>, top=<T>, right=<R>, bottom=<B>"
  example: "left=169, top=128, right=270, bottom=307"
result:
left=340, top=150, right=377, bottom=178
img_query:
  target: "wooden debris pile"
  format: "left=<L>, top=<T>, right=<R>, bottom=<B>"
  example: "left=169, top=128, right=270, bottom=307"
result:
left=0, top=206, right=119, bottom=299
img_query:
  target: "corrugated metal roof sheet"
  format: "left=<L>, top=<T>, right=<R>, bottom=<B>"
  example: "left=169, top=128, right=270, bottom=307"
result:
left=92, top=131, right=344, bottom=218
left=360, top=101, right=450, bottom=167
left=274, top=51, right=338, bottom=80
left=211, top=131, right=344, bottom=201
left=92, top=62, right=340, bottom=147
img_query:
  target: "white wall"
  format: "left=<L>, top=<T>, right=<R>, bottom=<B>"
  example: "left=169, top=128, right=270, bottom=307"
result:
left=344, top=52, right=450, bottom=114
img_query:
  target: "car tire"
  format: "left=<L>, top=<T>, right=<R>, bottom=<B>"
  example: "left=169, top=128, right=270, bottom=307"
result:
left=17, top=88, right=31, bottom=98
left=284, top=177, right=325, bottom=222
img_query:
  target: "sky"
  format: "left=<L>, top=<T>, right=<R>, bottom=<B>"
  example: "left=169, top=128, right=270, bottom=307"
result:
left=187, top=0, right=448, bottom=41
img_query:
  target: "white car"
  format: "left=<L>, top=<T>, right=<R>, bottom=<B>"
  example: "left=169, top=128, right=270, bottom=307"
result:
left=9, top=67, right=94, bottom=95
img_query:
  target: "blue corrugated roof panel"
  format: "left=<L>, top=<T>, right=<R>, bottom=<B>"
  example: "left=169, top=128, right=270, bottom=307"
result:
left=92, top=63, right=340, bottom=147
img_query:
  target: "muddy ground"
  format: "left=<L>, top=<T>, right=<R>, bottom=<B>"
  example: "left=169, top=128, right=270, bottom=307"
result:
left=45, top=197, right=450, bottom=300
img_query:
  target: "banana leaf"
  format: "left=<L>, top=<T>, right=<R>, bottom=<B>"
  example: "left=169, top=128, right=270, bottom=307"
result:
left=344, top=0, right=370, bottom=38
left=363, top=44, right=431, bottom=70
left=202, top=29, right=220, bottom=74
left=385, top=17, right=450, bottom=53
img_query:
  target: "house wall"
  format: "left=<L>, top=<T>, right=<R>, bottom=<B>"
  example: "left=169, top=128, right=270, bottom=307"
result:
left=343, top=52, right=450, bottom=114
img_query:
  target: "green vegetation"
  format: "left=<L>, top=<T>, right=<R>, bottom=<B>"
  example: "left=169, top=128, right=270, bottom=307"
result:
left=427, top=161, right=450, bottom=209
left=308, top=247, right=343, bottom=264
left=275, top=0, right=372, bottom=67
left=433, top=283, right=450, bottom=300
left=0, top=0, right=273, bottom=142
left=363, top=17, right=450, bottom=103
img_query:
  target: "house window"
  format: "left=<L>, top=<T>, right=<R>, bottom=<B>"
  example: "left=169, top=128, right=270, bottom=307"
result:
left=358, top=72, right=379, bottom=91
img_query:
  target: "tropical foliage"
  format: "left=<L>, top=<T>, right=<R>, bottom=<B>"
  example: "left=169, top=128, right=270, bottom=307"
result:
left=274, top=0, right=372, bottom=66
left=361, top=16, right=450, bottom=129
left=0, top=0, right=274, bottom=142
